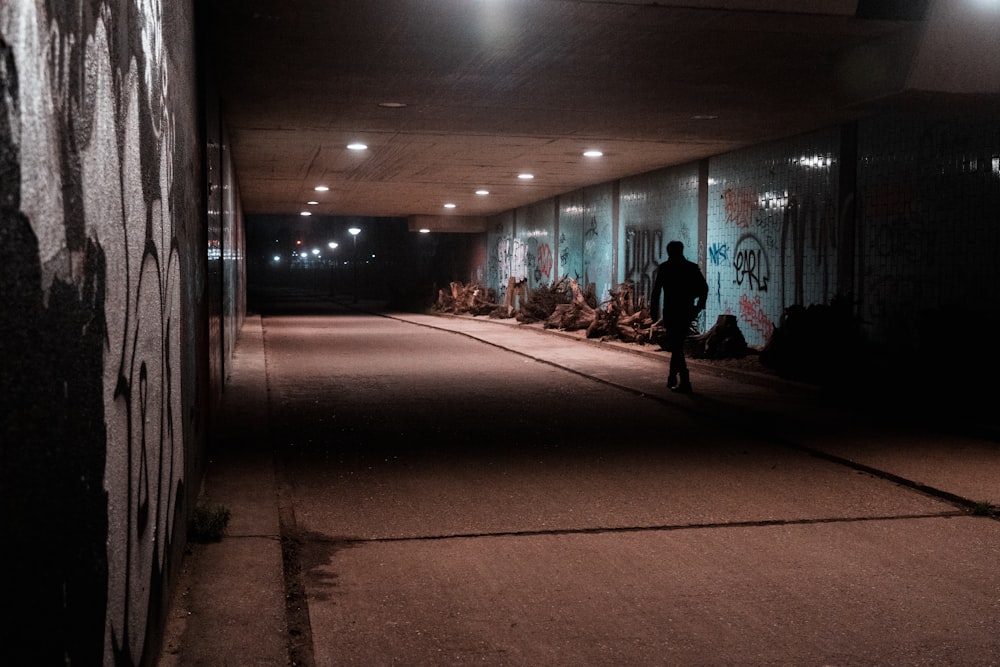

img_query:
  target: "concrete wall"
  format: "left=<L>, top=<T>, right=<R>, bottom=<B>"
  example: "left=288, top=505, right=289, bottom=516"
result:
left=487, top=110, right=1000, bottom=357
left=0, top=1, right=243, bottom=664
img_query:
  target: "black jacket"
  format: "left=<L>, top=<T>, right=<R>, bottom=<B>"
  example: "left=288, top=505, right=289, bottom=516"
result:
left=649, top=257, right=708, bottom=324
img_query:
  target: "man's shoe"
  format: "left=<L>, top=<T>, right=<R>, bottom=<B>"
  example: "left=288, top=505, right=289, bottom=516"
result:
left=667, top=374, right=678, bottom=389
left=671, top=381, right=693, bottom=394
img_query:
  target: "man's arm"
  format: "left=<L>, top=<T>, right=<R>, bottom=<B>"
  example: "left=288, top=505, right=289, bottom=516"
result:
left=691, top=263, right=708, bottom=314
left=649, top=267, right=663, bottom=321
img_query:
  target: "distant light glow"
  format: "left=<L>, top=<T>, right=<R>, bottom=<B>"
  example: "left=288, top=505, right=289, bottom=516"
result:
left=300, top=211, right=312, bottom=216
left=758, top=190, right=789, bottom=210
left=328, top=242, right=338, bottom=249
left=347, top=143, right=368, bottom=151
left=419, top=228, right=431, bottom=233
left=300, top=252, right=308, bottom=258
left=307, top=200, right=319, bottom=205
left=444, top=203, right=456, bottom=208
left=518, top=173, right=534, bottom=180
left=797, top=154, right=833, bottom=169
left=314, top=185, right=329, bottom=192
left=583, top=150, right=603, bottom=157
left=273, top=255, right=281, bottom=262
left=348, top=227, right=361, bottom=236
left=475, top=189, right=489, bottom=195
left=378, top=101, right=407, bottom=108
left=312, top=248, right=320, bottom=255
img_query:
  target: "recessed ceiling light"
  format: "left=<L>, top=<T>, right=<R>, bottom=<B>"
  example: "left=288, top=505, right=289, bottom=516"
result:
left=444, top=203, right=456, bottom=209
left=300, top=211, right=312, bottom=216
left=419, top=228, right=430, bottom=233
left=314, top=185, right=329, bottom=192
left=347, top=143, right=368, bottom=151
left=378, top=102, right=407, bottom=108
left=307, top=200, right=319, bottom=205
left=518, top=173, right=534, bottom=180
left=583, top=150, right=603, bottom=157
left=475, top=189, right=490, bottom=195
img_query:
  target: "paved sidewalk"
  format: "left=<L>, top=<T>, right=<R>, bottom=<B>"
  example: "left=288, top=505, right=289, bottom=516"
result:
left=157, top=301, right=1000, bottom=666
left=392, top=310, right=1000, bottom=507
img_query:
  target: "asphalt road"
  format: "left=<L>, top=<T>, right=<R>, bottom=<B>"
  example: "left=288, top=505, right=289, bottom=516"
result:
left=249, top=299, right=999, bottom=666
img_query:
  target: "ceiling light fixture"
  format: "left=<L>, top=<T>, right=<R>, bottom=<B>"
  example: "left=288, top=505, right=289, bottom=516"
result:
left=378, top=102, right=407, bottom=108
left=347, top=143, right=368, bottom=150
left=518, top=173, right=534, bottom=180
left=444, top=203, right=456, bottom=208
left=300, top=211, right=312, bottom=216
left=419, top=228, right=430, bottom=233
left=314, top=185, right=329, bottom=192
left=307, top=200, right=319, bottom=205
left=583, top=150, right=603, bottom=157
left=475, top=189, right=489, bottom=195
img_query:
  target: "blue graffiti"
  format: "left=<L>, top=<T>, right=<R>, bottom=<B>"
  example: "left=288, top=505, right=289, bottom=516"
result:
left=708, top=242, right=729, bottom=266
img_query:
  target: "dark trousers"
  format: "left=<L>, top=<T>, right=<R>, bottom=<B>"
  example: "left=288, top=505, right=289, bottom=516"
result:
left=665, top=319, right=689, bottom=379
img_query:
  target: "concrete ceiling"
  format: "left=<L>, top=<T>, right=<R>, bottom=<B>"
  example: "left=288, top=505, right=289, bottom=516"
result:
left=209, top=0, right=969, bottom=229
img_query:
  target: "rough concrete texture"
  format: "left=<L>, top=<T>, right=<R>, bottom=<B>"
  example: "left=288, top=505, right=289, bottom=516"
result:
left=159, top=294, right=1000, bottom=667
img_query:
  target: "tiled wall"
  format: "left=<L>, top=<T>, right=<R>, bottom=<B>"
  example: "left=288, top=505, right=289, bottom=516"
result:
left=707, top=129, right=841, bottom=347
left=485, top=112, right=999, bottom=352
left=619, top=164, right=700, bottom=311
left=558, top=183, right=615, bottom=298
left=487, top=210, right=515, bottom=303
left=856, top=111, right=1000, bottom=349
left=519, top=199, right=557, bottom=291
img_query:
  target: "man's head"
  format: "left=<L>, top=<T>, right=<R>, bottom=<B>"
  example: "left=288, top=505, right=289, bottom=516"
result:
left=666, top=241, right=684, bottom=259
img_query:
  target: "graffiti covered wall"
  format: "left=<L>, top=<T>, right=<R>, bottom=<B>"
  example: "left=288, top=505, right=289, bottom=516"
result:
left=484, top=112, right=997, bottom=361
left=0, top=1, right=207, bottom=665
left=619, top=164, right=700, bottom=311
left=519, top=199, right=556, bottom=290
left=707, top=130, right=841, bottom=347
left=544, top=184, right=615, bottom=299
left=487, top=210, right=515, bottom=303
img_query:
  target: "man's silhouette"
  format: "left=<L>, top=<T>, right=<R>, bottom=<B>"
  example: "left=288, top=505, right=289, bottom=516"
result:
left=649, top=241, right=708, bottom=393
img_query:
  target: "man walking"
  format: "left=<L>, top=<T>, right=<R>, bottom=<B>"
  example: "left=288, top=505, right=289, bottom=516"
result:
left=649, top=241, right=708, bottom=393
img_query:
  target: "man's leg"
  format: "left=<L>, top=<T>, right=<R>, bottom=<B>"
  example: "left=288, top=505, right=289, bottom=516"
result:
left=673, top=352, right=692, bottom=393
left=666, top=328, right=685, bottom=389
left=667, top=325, right=692, bottom=393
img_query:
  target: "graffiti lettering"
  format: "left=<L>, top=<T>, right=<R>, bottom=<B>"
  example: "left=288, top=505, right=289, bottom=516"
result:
left=623, top=226, right=663, bottom=307
left=512, top=238, right=529, bottom=282
left=781, top=194, right=837, bottom=307
left=723, top=187, right=757, bottom=228
left=536, top=243, right=553, bottom=279
left=732, top=234, right=770, bottom=292
left=739, top=293, right=774, bottom=339
left=708, top=242, right=729, bottom=266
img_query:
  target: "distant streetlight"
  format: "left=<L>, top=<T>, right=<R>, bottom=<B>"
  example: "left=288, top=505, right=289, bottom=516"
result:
left=348, top=227, right=361, bottom=303
left=326, top=242, right=338, bottom=296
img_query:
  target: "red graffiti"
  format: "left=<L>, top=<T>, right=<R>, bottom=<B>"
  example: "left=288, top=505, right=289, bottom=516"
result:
left=723, top=187, right=757, bottom=228
left=537, top=243, right=553, bottom=279
left=739, top=293, right=774, bottom=339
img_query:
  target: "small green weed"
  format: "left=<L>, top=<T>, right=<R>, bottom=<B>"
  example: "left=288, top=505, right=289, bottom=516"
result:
left=188, top=504, right=232, bottom=542
left=969, top=501, right=998, bottom=517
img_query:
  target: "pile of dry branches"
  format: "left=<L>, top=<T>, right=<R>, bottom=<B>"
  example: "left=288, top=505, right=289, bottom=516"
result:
left=585, top=280, right=655, bottom=343
left=430, top=277, right=749, bottom=357
left=433, top=281, right=498, bottom=316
